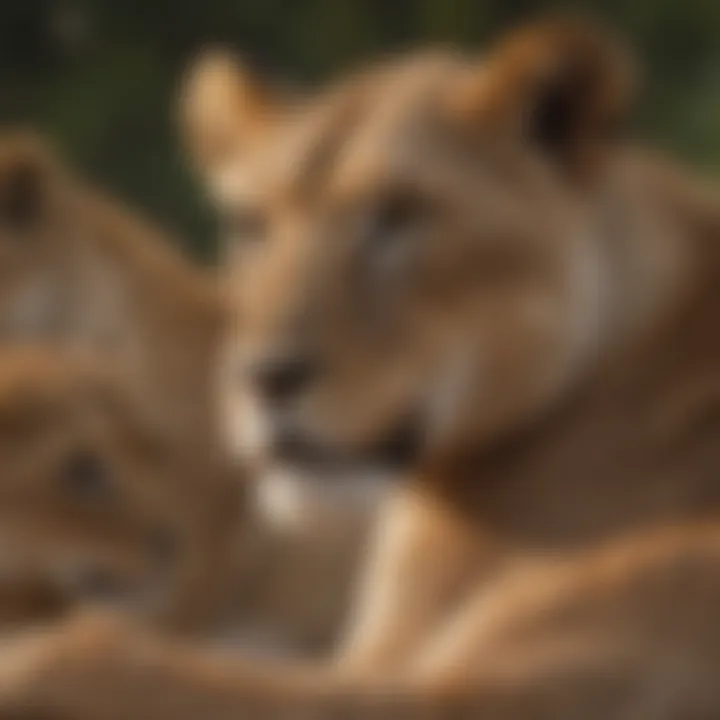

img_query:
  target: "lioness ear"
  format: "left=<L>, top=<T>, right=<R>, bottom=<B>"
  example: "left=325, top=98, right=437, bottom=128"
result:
left=179, top=49, right=279, bottom=175
left=0, top=132, right=55, bottom=231
left=454, top=19, right=636, bottom=175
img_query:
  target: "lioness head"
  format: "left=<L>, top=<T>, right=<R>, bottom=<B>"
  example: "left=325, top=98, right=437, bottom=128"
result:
left=0, top=348, right=189, bottom=617
left=183, top=21, right=634, bottom=525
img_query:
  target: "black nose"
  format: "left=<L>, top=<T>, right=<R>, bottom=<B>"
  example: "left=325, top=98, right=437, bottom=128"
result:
left=250, top=354, right=317, bottom=403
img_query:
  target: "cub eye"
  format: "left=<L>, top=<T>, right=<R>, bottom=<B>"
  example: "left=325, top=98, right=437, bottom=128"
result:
left=365, top=190, right=420, bottom=247
left=225, top=206, right=268, bottom=246
left=60, top=449, right=113, bottom=500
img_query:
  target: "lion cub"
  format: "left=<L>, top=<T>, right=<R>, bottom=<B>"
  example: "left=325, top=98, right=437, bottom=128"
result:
left=0, top=136, right=252, bottom=632
left=0, top=348, right=203, bottom=630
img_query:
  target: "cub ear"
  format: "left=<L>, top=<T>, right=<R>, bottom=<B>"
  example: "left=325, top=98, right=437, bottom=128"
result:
left=0, top=132, right=55, bottom=231
left=453, top=18, right=636, bottom=175
left=179, top=48, right=279, bottom=175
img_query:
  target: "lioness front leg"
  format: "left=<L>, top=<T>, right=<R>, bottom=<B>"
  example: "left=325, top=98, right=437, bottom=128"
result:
left=0, top=608, right=638, bottom=720
left=336, top=484, right=488, bottom=671
left=5, top=528, right=720, bottom=720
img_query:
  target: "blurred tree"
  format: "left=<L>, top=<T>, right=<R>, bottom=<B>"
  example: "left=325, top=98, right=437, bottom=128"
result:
left=0, top=0, right=717, bottom=260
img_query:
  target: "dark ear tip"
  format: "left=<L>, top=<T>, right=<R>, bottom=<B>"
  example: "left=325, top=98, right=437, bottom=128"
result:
left=480, top=17, right=637, bottom=173
left=0, top=158, right=45, bottom=227
left=515, top=16, right=638, bottom=103
left=0, top=134, right=53, bottom=229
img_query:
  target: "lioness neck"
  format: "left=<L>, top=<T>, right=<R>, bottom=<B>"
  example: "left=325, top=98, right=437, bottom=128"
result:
left=438, top=150, right=720, bottom=555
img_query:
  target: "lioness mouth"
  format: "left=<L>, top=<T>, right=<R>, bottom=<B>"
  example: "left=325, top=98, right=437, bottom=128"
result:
left=254, top=413, right=423, bottom=533
left=272, top=411, right=424, bottom=475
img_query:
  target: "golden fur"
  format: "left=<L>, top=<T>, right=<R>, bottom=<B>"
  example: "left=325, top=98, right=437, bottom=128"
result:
left=0, top=134, right=247, bottom=632
left=5, top=18, right=720, bottom=718
left=0, top=132, right=225, bottom=458
left=0, top=348, right=204, bottom=630
left=0, top=133, right=363, bottom=650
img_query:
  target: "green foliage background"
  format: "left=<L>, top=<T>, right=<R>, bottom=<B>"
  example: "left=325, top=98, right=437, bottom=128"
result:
left=1, top=0, right=718, bottom=259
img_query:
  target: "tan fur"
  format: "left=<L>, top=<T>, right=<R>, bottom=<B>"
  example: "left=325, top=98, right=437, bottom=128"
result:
left=0, top=133, right=363, bottom=651
left=0, top=348, right=208, bottom=630
left=0, top=133, right=248, bottom=632
left=5, top=18, right=720, bottom=719
left=0, top=132, right=225, bottom=455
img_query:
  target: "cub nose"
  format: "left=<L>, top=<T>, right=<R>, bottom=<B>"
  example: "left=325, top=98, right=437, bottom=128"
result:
left=250, top=354, right=317, bottom=404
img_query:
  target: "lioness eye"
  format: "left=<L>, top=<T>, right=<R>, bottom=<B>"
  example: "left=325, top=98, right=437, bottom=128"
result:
left=60, top=449, right=113, bottom=500
left=362, top=189, right=431, bottom=278
left=366, top=190, right=420, bottom=246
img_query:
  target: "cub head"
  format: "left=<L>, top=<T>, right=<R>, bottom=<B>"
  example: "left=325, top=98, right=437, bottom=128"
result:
left=0, top=131, right=134, bottom=350
left=182, top=21, right=634, bottom=525
left=0, top=348, right=191, bottom=618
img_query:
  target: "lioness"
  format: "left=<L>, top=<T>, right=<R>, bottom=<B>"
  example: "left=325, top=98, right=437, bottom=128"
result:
left=5, top=18, right=720, bottom=718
